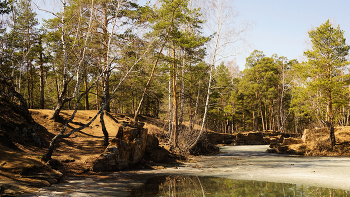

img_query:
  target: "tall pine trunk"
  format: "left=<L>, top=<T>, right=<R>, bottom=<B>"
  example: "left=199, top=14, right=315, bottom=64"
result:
left=96, top=80, right=99, bottom=110
left=172, top=41, right=178, bottom=147
left=85, top=73, right=89, bottom=110
left=277, top=84, right=281, bottom=131
left=328, top=88, right=335, bottom=147
left=178, top=52, right=185, bottom=126
left=30, top=61, right=34, bottom=108
left=26, top=63, right=30, bottom=108
left=39, top=45, right=45, bottom=109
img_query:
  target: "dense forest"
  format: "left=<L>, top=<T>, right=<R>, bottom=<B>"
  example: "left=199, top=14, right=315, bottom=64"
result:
left=1, top=0, right=349, bottom=149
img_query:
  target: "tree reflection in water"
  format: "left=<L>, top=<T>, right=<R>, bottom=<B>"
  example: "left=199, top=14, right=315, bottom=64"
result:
left=129, top=175, right=350, bottom=197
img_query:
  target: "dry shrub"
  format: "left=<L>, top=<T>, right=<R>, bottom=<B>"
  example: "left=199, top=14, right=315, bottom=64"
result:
left=177, top=125, right=201, bottom=151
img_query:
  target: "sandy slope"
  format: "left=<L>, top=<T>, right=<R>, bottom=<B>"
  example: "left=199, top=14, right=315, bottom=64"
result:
left=0, top=109, right=164, bottom=196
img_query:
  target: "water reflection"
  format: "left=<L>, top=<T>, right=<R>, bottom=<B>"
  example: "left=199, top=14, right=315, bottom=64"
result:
left=129, top=175, right=350, bottom=197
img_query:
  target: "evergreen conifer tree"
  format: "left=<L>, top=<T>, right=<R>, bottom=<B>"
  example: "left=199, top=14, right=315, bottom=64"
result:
left=304, top=20, right=350, bottom=147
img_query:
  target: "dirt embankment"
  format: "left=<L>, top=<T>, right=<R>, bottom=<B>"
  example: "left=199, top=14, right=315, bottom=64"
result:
left=206, top=127, right=350, bottom=156
left=0, top=99, right=64, bottom=196
left=0, top=102, right=177, bottom=196
left=206, top=131, right=300, bottom=146
left=267, top=127, right=350, bottom=156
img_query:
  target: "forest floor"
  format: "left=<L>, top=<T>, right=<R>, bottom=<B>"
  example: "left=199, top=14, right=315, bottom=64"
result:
left=1, top=104, right=350, bottom=196
left=0, top=108, right=178, bottom=196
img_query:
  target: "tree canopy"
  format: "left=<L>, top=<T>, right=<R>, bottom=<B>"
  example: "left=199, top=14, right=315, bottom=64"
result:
left=1, top=0, right=349, bottom=153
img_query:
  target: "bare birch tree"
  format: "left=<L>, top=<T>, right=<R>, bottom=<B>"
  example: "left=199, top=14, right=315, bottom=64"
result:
left=35, top=0, right=95, bottom=121
left=190, top=0, right=251, bottom=148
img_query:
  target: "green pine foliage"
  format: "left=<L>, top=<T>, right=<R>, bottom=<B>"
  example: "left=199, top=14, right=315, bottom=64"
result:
left=1, top=0, right=350, bottom=138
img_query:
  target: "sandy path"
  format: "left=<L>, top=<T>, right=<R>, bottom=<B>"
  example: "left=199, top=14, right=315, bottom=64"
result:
left=19, top=145, right=350, bottom=196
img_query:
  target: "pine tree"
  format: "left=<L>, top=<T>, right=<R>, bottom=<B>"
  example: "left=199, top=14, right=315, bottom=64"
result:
left=0, top=0, right=12, bottom=14
left=303, top=19, right=350, bottom=147
left=133, top=0, right=208, bottom=148
left=9, top=0, right=38, bottom=108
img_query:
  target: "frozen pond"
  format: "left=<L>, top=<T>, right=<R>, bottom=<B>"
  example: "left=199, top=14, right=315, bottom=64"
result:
left=129, top=175, right=350, bottom=196
left=20, top=145, right=350, bottom=196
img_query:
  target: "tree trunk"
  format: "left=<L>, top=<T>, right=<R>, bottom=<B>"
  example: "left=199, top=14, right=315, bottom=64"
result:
left=85, top=74, right=89, bottom=110
left=189, top=71, right=194, bottom=131
left=100, top=72, right=110, bottom=145
left=190, top=63, right=214, bottom=149
left=261, top=109, right=265, bottom=131
left=168, top=78, right=172, bottom=135
left=30, top=61, right=34, bottom=108
left=101, top=74, right=109, bottom=112
left=189, top=96, right=193, bottom=132
left=44, top=134, right=62, bottom=161
left=242, top=97, right=245, bottom=131
left=254, top=92, right=259, bottom=131
left=51, top=1, right=70, bottom=121
left=100, top=110, right=109, bottom=146
left=26, top=25, right=31, bottom=108
left=259, top=98, right=264, bottom=131
left=132, top=90, right=135, bottom=114
left=172, top=41, right=178, bottom=147
left=270, top=99, right=273, bottom=130
left=51, top=79, right=72, bottom=121
left=193, top=80, right=200, bottom=128
left=96, top=80, right=99, bottom=110
left=347, top=108, right=349, bottom=126
left=26, top=63, right=30, bottom=108
left=102, top=4, right=110, bottom=113
left=105, top=77, right=110, bottom=112
left=328, top=88, right=335, bottom=147
left=39, top=47, right=45, bottom=109
left=277, top=84, right=281, bottom=131
left=232, top=114, right=234, bottom=133
left=293, top=113, right=297, bottom=133
left=178, top=52, right=185, bottom=126
left=264, top=102, right=268, bottom=130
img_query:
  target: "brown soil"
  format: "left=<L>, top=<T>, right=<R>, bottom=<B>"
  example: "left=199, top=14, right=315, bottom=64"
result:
left=0, top=107, right=172, bottom=196
left=299, top=127, right=350, bottom=156
left=269, top=127, right=350, bottom=156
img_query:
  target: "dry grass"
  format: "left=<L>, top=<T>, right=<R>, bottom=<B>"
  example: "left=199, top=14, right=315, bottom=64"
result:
left=297, top=127, right=350, bottom=156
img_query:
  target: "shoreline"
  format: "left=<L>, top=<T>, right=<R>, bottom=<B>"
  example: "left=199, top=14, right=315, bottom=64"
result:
left=19, top=145, right=350, bottom=196
left=137, top=145, right=350, bottom=191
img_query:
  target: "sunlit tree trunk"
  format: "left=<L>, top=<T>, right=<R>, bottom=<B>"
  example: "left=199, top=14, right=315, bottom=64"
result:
left=39, top=39, right=45, bottom=109
left=85, top=72, right=89, bottom=110
left=172, top=41, right=178, bottom=147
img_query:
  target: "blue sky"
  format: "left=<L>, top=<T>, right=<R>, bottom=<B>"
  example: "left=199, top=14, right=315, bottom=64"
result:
left=233, top=0, right=350, bottom=70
